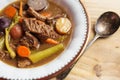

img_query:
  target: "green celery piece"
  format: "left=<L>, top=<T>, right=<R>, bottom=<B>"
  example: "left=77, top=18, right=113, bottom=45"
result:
left=29, top=44, right=64, bottom=63
left=57, top=35, right=67, bottom=42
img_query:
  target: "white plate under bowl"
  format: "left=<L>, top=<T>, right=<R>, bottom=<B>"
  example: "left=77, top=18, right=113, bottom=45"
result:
left=0, top=0, right=89, bottom=79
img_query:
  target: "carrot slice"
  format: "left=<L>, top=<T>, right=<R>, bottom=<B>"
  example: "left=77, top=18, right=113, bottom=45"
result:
left=4, top=6, right=17, bottom=18
left=19, top=0, right=23, bottom=17
left=46, top=38, right=59, bottom=45
left=17, top=46, right=31, bottom=57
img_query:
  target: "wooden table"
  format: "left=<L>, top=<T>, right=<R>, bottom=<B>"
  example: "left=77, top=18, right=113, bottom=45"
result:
left=65, top=0, right=120, bottom=80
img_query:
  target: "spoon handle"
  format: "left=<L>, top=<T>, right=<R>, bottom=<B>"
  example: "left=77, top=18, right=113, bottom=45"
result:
left=85, top=34, right=100, bottom=50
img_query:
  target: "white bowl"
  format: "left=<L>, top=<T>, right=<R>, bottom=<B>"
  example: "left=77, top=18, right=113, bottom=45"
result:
left=0, top=0, right=89, bottom=79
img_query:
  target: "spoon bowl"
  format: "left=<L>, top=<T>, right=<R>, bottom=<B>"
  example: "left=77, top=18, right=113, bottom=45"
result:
left=86, top=11, right=120, bottom=48
left=95, top=11, right=120, bottom=37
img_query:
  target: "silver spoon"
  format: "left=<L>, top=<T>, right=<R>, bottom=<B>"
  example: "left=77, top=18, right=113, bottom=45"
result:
left=56, top=11, right=120, bottom=80
left=86, top=11, right=120, bottom=49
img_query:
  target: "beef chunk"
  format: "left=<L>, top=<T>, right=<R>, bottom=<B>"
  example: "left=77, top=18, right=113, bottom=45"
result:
left=0, top=50, right=10, bottom=60
left=17, top=58, right=32, bottom=68
left=23, top=18, right=60, bottom=40
left=10, top=43, right=17, bottom=51
left=27, top=0, right=48, bottom=11
left=46, top=13, right=67, bottom=26
left=28, top=7, right=67, bottom=23
left=20, top=32, right=40, bottom=49
left=27, top=7, right=46, bottom=21
left=47, top=13, right=67, bottom=21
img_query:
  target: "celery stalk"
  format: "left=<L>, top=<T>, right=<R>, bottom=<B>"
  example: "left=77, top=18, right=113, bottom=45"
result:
left=29, top=44, right=64, bottom=63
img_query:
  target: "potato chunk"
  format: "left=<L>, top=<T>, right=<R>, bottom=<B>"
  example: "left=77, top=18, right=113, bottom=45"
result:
left=56, top=18, right=72, bottom=34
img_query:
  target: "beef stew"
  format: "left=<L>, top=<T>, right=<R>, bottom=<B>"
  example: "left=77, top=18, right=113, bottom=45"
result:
left=0, top=0, right=72, bottom=68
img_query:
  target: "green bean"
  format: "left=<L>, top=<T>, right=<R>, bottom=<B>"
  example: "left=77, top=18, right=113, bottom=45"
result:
left=5, top=13, right=20, bottom=59
left=29, top=44, right=64, bottom=63
left=5, top=29, right=16, bottom=59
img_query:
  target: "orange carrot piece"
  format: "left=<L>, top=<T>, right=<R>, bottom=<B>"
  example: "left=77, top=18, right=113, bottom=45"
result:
left=4, top=6, right=17, bottom=18
left=41, top=12, right=52, bottom=18
left=17, top=46, right=31, bottom=57
left=46, top=38, right=59, bottom=45
left=19, top=0, right=23, bottom=17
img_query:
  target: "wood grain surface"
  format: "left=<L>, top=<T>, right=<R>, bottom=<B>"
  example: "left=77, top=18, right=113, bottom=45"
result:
left=65, top=0, right=120, bottom=80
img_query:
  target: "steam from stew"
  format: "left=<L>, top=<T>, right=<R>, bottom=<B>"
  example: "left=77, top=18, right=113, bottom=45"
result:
left=0, top=0, right=72, bottom=68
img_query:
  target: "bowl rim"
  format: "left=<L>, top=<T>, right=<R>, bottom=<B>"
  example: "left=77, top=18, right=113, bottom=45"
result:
left=38, top=0, right=90, bottom=79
